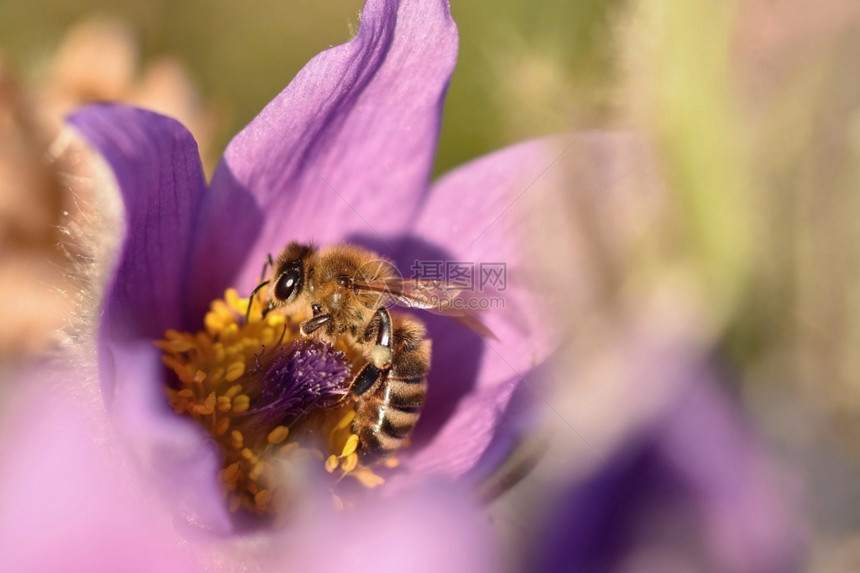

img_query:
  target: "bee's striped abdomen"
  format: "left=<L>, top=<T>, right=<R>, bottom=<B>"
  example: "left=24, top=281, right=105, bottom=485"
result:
left=353, top=315, right=430, bottom=456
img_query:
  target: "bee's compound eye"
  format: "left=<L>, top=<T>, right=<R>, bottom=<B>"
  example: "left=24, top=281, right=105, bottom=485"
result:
left=274, top=267, right=302, bottom=302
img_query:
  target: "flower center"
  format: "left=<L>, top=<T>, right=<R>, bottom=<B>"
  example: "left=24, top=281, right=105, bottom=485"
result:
left=157, top=288, right=395, bottom=516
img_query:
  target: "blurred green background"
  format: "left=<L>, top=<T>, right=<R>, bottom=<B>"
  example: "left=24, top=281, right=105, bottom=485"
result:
left=0, top=0, right=620, bottom=175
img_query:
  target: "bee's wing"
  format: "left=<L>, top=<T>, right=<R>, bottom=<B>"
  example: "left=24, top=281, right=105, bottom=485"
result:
left=354, top=278, right=498, bottom=340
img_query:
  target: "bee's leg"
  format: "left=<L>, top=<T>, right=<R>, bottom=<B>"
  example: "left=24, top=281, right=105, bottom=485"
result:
left=351, top=307, right=393, bottom=396
left=300, top=314, right=331, bottom=336
left=369, top=307, right=392, bottom=369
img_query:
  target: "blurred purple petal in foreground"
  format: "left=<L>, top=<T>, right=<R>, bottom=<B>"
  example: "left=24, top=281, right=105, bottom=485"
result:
left=537, top=362, right=804, bottom=572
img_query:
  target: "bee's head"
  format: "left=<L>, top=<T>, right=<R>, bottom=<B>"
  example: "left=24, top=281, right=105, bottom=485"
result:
left=266, top=244, right=390, bottom=338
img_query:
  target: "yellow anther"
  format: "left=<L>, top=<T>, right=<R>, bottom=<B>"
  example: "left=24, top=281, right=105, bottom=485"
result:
left=221, top=384, right=241, bottom=399
left=325, top=455, right=339, bottom=473
left=232, top=394, right=250, bottom=413
left=165, top=329, right=183, bottom=340
left=279, top=442, right=299, bottom=455
left=175, top=366, right=195, bottom=386
left=225, top=362, right=245, bottom=382
left=230, top=430, right=244, bottom=449
left=254, top=489, right=272, bottom=507
left=249, top=461, right=266, bottom=481
left=193, top=392, right=216, bottom=416
left=160, top=287, right=390, bottom=516
left=212, top=299, right=232, bottom=320
left=194, top=331, right=211, bottom=348
left=214, top=418, right=230, bottom=437
left=204, top=313, right=222, bottom=334
left=351, top=468, right=385, bottom=488
left=169, top=339, right=193, bottom=352
left=225, top=288, right=242, bottom=310
left=267, top=426, right=290, bottom=445
left=213, top=344, right=226, bottom=363
left=340, top=434, right=360, bottom=458
left=340, top=452, right=359, bottom=473
left=221, top=462, right=241, bottom=484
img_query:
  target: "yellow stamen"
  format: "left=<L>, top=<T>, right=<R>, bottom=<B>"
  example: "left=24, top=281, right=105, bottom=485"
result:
left=341, top=434, right=359, bottom=457
left=267, top=426, right=289, bottom=445
left=225, top=362, right=245, bottom=382
left=224, top=384, right=242, bottom=399
left=341, top=452, right=359, bottom=473
left=254, top=489, right=272, bottom=508
left=248, top=461, right=266, bottom=481
left=214, top=418, right=230, bottom=437
left=325, top=455, right=339, bottom=473
left=232, top=394, right=250, bottom=413
left=230, top=430, right=244, bottom=449
left=351, top=468, right=385, bottom=488
left=157, top=288, right=393, bottom=516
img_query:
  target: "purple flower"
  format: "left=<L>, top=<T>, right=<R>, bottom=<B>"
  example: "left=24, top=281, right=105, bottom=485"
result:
left=0, top=0, right=803, bottom=570
left=52, top=0, right=561, bottom=536
left=536, top=360, right=804, bottom=572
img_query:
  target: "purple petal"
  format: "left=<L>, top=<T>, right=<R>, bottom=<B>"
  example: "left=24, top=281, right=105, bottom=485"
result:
left=190, top=0, right=459, bottom=309
left=68, top=104, right=207, bottom=341
left=1, top=368, right=498, bottom=571
left=67, top=106, right=229, bottom=531
left=276, top=484, right=499, bottom=572
left=0, top=372, right=204, bottom=572
left=109, top=341, right=232, bottom=534
left=392, top=134, right=646, bottom=478
left=537, top=371, right=803, bottom=571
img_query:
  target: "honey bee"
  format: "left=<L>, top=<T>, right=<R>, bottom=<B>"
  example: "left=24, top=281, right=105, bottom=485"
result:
left=250, top=242, right=491, bottom=457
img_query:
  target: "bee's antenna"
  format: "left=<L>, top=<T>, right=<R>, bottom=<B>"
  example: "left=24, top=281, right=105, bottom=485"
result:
left=259, top=253, right=274, bottom=282
left=245, top=280, right=270, bottom=323
left=244, top=254, right=276, bottom=324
